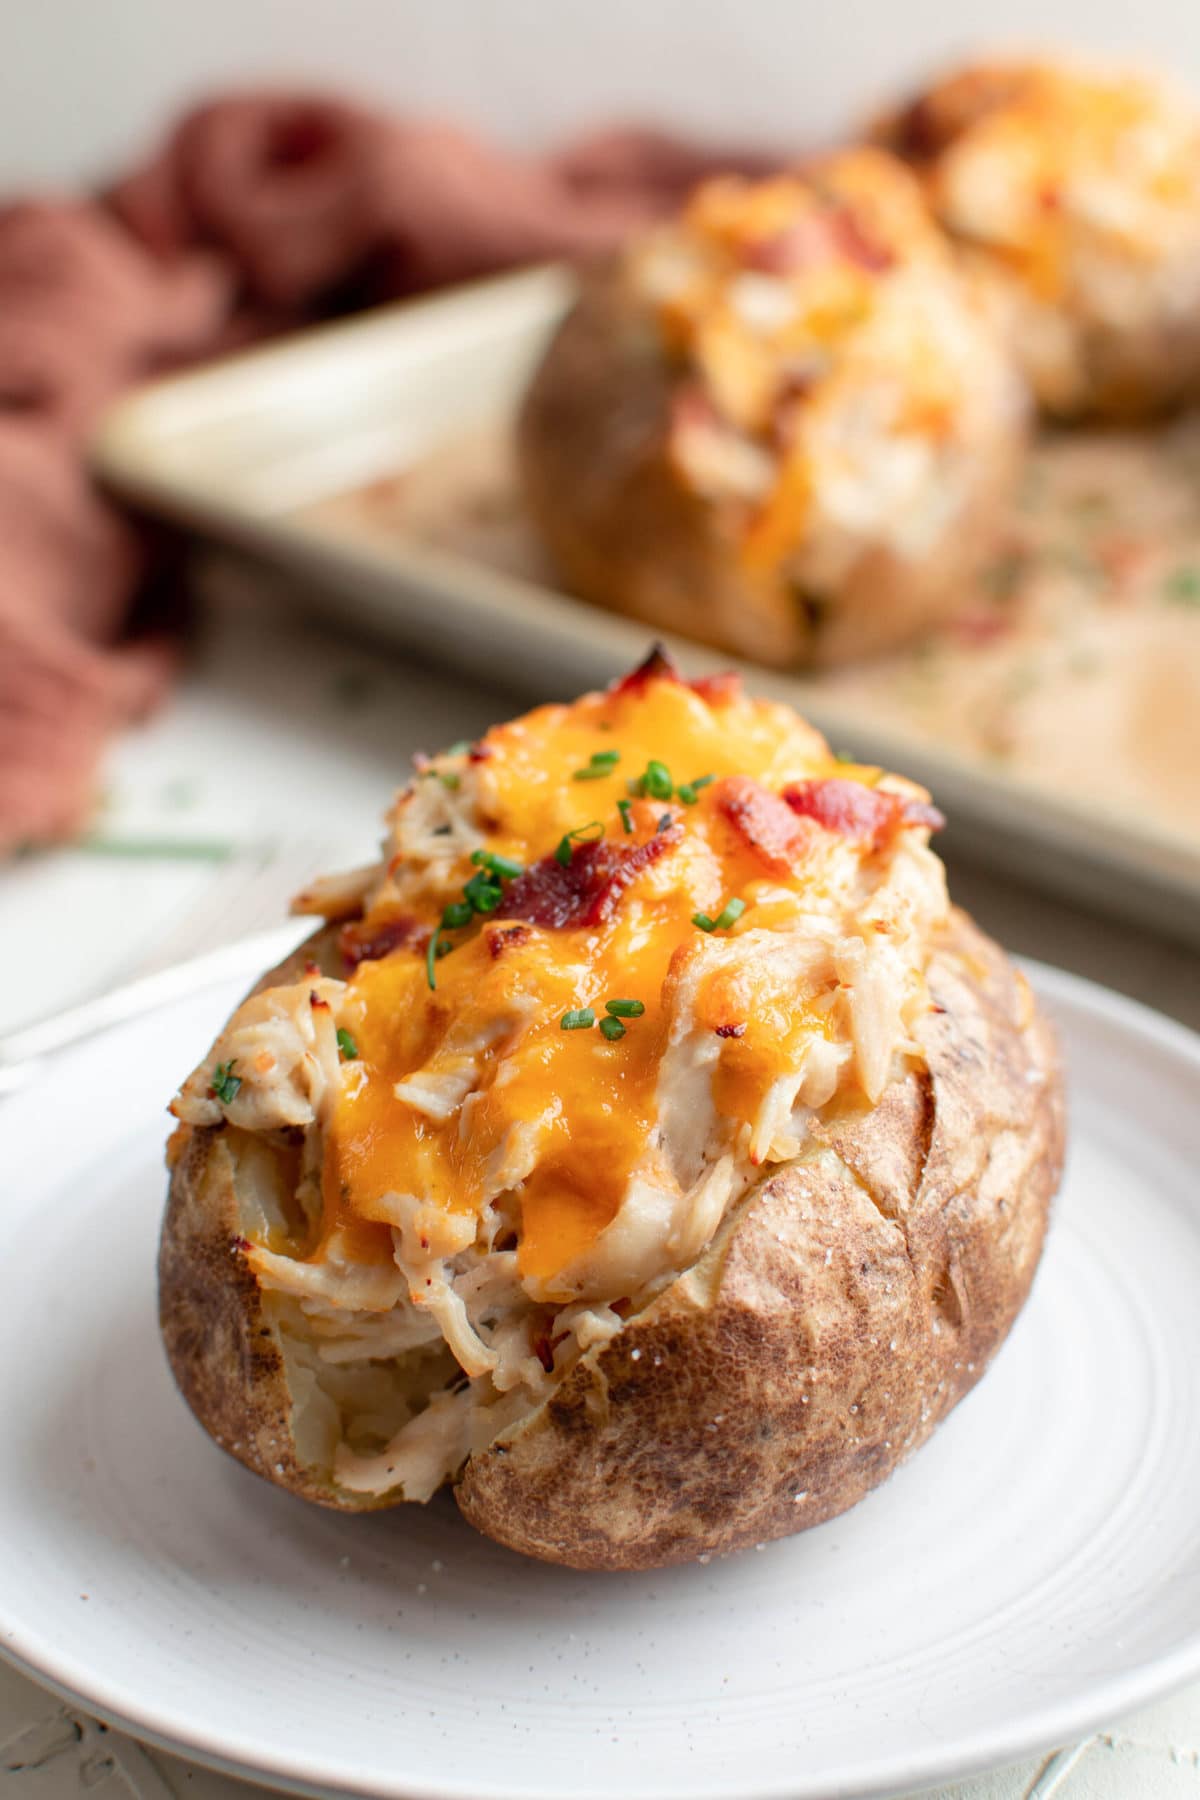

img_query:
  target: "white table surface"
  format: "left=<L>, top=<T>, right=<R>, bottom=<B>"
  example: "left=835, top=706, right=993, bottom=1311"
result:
left=3, top=556, right=1199, bottom=1800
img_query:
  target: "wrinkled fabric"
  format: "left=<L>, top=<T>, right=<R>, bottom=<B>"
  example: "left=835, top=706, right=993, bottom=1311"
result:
left=0, top=93, right=776, bottom=851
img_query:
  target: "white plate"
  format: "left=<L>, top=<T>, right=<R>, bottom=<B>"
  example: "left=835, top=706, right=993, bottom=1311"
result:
left=3, top=962, right=1200, bottom=1800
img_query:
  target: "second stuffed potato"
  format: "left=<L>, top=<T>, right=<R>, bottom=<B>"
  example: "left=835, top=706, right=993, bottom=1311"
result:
left=518, top=149, right=1028, bottom=667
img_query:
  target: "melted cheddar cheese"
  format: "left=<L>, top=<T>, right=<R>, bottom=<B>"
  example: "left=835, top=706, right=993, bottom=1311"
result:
left=898, top=62, right=1200, bottom=299
left=629, top=148, right=1015, bottom=577
left=305, top=663, right=945, bottom=1297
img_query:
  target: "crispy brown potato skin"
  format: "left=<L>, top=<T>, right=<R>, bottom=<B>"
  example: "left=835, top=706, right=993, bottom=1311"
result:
left=456, top=909, right=1063, bottom=1568
left=516, top=272, right=1027, bottom=668
left=160, top=911, right=1064, bottom=1566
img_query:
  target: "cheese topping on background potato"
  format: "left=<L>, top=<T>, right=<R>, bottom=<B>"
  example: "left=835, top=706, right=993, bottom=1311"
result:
left=628, top=149, right=1023, bottom=580
left=171, top=655, right=948, bottom=1498
left=879, top=59, right=1200, bottom=412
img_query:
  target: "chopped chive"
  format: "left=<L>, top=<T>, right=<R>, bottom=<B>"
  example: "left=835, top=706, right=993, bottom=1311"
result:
left=605, top=998, right=645, bottom=1019
left=464, top=870, right=503, bottom=913
left=694, top=897, right=744, bottom=933
left=573, top=749, right=621, bottom=780
left=561, top=1008, right=596, bottom=1031
left=680, top=772, right=715, bottom=803
left=436, top=939, right=452, bottom=958
left=426, top=929, right=442, bottom=989
left=336, top=1028, right=359, bottom=1060
left=637, top=759, right=673, bottom=800
left=471, top=849, right=523, bottom=879
left=439, top=772, right=461, bottom=790
left=442, top=900, right=473, bottom=929
left=211, top=1060, right=241, bottom=1104
left=599, top=1016, right=626, bottom=1042
left=1164, top=565, right=1200, bottom=607
left=555, top=821, right=604, bottom=866
left=444, top=740, right=471, bottom=756
left=617, top=798, right=634, bottom=833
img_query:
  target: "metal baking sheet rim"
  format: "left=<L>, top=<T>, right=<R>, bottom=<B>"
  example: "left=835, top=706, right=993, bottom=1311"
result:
left=92, top=265, right=1200, bottom=948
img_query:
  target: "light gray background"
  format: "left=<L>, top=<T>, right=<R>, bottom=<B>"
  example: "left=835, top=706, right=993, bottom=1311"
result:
left=5, top=0, right=1200, bottom=188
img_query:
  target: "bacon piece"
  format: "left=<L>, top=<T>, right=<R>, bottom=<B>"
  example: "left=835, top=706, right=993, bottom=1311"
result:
left=498, top=826, right=683, bottom=929
left=743, top=207, right=892, bottom=277
left=715, top=1021, right=747, bottom=1039
left=743, top=213, right=840, bottom=275
left=608, top=643, right=742, bottom=708
left=714, top=775, right=819, bottom=874
left=339, top=913, right=423, bottom=971
left=487, top=923, right=531, bottom=958
left=608, top=643, right=683, bottom=696
left=689, top=670, right=743, bottom=705
left=783, top=778, right=944, bottom=851
left=828, top=208, right=893, bottom=273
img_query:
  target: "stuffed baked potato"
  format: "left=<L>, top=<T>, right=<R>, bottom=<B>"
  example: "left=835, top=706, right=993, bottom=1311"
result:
left=874, top=58, right=1200, bottom=419
left=161, top=651, right=1064, bottom=1569
left=517, top=150, right=1029, bottom=668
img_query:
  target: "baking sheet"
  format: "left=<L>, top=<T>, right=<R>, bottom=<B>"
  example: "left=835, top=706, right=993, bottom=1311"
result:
left=92, top=264, right=1200, bottom=944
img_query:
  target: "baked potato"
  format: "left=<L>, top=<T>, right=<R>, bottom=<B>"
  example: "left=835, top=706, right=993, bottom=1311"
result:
left=161, top=650, right=1064, bottom=1569
left=517, top=150, right=1029, bottom=668
left=874, top=58, right=1200, bottom=420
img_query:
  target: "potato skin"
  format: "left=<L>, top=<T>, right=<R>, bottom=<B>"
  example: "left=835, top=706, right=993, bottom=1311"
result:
left=455, top=909, right=1064, bottom=1569
left=516, top=272, right=1027, bottom=668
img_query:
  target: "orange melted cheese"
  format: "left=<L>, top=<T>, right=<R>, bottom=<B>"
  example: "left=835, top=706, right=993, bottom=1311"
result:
left=319, top=675, right=876, bottom=1286
left=637, top=151, right=974, bottom=571
left=930, top=64, right=1200, bottom=300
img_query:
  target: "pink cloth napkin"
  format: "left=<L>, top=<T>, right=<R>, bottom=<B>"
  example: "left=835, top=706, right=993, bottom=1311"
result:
left=1, top=93, right=776, bottom=851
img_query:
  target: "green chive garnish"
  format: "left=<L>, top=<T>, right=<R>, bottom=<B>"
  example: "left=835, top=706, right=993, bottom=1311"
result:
left=426, top=930, right=442, bottom=989
left=617, top=799, right=634, bottom=834
left=336, top=1029, right=358, bottom=1060
left=444, top=740, right=471, bottom=756
left=637, top=760, right=674, bottom=800
left=554, top=822, right=604, bottom=866
left=464, top=871, right=503, bottom=913
left=694, top=897, right=745, bottom=932
left=1164, top=565, right=1200, bottom=607
left=599, top=1016, right=626, bottom=1042
left=573, top=750, right=621, bottom=780
left=211, top=1061, right=242, bottom=1104
left=442, top=900, right=473, bottom=929
left=561, top=1008, right=596, bottom=1030
left=471, top=849, right=523, bottom=880
left=439, top=772, right=461, bottom=790
left=678, top=772, right=714, bottom=804
left=605, top=999, right=645, bottom=1019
